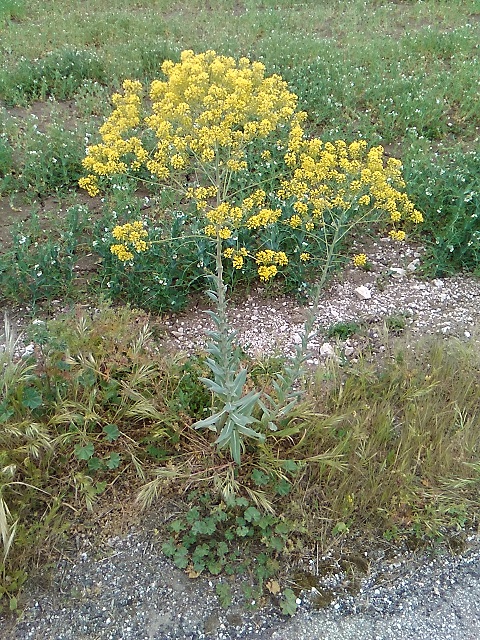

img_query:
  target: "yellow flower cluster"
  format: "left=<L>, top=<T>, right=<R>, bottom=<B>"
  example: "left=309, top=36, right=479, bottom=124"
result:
left=352, top=253, right=368, bottom=267
left=246, top=208, right=281, bottom=229
left=223, top=247, right=248, bottom=269
left=143, top=49, right=300, bottom=181
left=248, top=249, right=289, bottom=281
left=278, top=139, right=423, bottom=238
left=255, top=250, right=288, bottom=266
left=81, top=80, right=147, bottom=188
left=78, top=175, right=100, bottom=197
left=204, top=225, right=232, bottom=239
left=110, top=221, right=150, bottom=262
left=258, top=265, right=277, bottom=281
left=206, top=202, right=243, bottom=226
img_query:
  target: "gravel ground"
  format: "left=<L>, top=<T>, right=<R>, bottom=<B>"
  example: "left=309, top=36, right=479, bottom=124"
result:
left=1, top=237, right=480, bottom=639
left=1, top=528, right=479, bottom=640
left=160, top=237, right=480, bottom=362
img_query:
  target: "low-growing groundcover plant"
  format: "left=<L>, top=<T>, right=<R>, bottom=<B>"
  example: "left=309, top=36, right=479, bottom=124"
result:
left=80, top=49, right=423, bottom=465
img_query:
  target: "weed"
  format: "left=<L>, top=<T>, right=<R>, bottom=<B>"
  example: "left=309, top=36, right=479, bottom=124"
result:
left=0, top=49, right=106, bottom=107
left=0, top=204, right=90, bottom=305
left=405, top=146, right=480, bottom=275
left=290, top=337, right=480, bottom=546
left=161, top=490, right=293, bottom=590
left=2, top=116, right=86, bottom=198
left=327, top=321, right=363, bottom=340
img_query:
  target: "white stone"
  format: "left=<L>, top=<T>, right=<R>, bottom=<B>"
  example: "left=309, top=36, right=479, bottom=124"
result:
left=320, top=343, right=335, bottom=357
left=390, top=267, right=407, bottom=278
left=355, top=285, right=372, bottom=300
left=22, top=343, right=35, bottom=357
left=344, top=346, right=354, bottom=356
left=407, top=259, right=420, bottom=272
left=433, top=279, right=444, bottom=288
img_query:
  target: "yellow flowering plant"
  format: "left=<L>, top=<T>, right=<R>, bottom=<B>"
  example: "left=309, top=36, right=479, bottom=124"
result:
left=80, top=50, right=422, bottom=465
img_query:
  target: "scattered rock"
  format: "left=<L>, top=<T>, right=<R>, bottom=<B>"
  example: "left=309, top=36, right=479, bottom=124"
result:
left=407, top=259, right=420, bottom=272
left=355, top=285, right=372, bottom=300
left=320, top=343, right=335, bottom=357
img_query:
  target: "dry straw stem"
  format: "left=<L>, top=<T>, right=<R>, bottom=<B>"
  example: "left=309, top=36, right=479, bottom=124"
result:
left=290, top=336, right=480, bottom=540
left=0, top=495, right=17, bottom=565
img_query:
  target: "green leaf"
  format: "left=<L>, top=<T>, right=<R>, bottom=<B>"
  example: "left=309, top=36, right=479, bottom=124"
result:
left=199, top=377, right=227, bottom=395
left=257, top=515, right=276, bottom=530
left=192, top=543, right=210, bottom=560
left=162, top=539, right=177, bottom=557
left=74, top=442, right=94, bottom=461
left=103, top=423, right=120, bottom=442
left=87, top=456, right=103, bottom=471
left=237, top=424, right=265, bottom=441
left=170, top=519, right=186, bottom=533
left=332, top=521, right=350, bottom=536
left=191, top=520, right=206, bottom=536
left=173, top=548, right=189, bottom=569
left=280, top=588, right=297, bottom=616
left=231, top=368, right=248, bottom=396
left=282, top=460, right=299, bottom=473
left=275, top=478, right=292, bottom=496
left=275, top=521, right=290, bottom=535
left=0, top=404, right=14, bottom=423
left=202, top=517, right=217, bottom=535
left=236, top=525, right=250, bottom=537
left=216, top=541, right=229, bottom=558
left=215, top=582, right=232, bottom=608
left=9, top=596, right=17, bottom=611
left=207, top=560, right=223, bottom=575
left=193, top=560, right=206, bottom=573
left=22, top=387, right=42, bottom=410
left=193, top=409, right=226, bottom=431
left=146, top=445, right=169, bottom=460
left=251, top=469, right=270, bottom=487
left=244, top=506, right=261, bottom=523
left=186, top=507, right=200, bottom=524
left=105, top=452, right=121, bottom=469
left=94, top=481, right=107, bottom=495
left=268, top=536, right=284, bottom=552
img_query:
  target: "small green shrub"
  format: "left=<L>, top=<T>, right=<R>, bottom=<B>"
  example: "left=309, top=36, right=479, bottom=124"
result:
left=0, top=49, right=106, bottom=106
left=0, top=205, right=89, bottom=305
left=327, top=321, right=362, bottom=340
left=405, top=146, right=480, bottom=275
left=1, top=119, right=85, bottom=197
